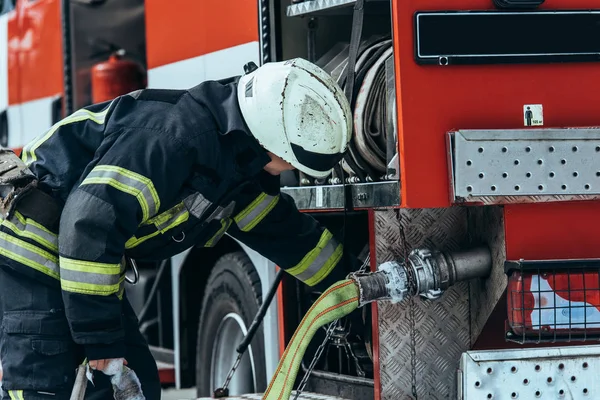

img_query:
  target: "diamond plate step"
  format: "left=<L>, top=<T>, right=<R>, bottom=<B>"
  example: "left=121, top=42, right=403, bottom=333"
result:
left=197, top=392, right=349, bottom=400
left=459, top=345, right=600, bottom=400
left=448, top=128, right=600, bottom=204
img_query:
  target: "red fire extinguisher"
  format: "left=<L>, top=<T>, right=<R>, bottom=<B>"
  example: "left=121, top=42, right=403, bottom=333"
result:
left=91, top=49, right=147, bottom=104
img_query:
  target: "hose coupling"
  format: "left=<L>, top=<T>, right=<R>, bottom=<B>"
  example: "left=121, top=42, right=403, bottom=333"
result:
left=350, top=246, right=492, bottom=307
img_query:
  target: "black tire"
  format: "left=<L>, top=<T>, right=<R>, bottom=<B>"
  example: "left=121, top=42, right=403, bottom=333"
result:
left=196, top=251, right=267, bottom=397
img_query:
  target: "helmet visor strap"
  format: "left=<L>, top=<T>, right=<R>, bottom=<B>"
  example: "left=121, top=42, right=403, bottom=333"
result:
left=290, top=143, right=345, bottom=174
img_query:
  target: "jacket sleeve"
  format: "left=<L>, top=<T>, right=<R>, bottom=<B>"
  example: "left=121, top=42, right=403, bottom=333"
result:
left=57, top=125, right=195, bottom=361
left=227, top=187, right=348, bottom=288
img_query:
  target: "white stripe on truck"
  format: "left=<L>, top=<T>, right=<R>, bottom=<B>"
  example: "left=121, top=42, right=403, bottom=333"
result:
left=147, top=42, right=260, bottom=89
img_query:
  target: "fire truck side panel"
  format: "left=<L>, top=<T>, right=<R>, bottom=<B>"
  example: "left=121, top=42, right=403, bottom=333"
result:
left=5, top=0, right=62, bottom=148
left=6, top=7, right=18, bottom=107
left=145, top=0, right=259, bottom=89
left=6, top=6, right=21, bottom=146
left=13, top=0, right=62, bottom=103
left=392, top=0, right=600, bottom=209
left=505, top=202, right=600, bottom=260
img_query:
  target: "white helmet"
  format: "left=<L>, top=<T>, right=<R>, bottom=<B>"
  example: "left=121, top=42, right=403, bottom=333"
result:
left=237, top=58, right=352, bottom=178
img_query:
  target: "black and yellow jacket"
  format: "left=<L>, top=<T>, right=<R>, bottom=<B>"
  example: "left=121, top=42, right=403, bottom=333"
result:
left=0, top=77, right=345, bottom=361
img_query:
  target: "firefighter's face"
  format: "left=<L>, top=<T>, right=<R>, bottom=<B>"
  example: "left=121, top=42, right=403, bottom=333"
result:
left=264, top=152, right=294, bottom=175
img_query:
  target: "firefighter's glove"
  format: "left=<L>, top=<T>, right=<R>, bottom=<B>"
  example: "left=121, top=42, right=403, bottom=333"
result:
left=100, top=359, right=146, bottom=400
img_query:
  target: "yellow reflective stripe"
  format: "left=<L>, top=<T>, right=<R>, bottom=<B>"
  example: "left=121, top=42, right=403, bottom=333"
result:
left=15, top=211, right=56, bottom=238
left=81, top=165, right=160, bottom=222
left=60, top=256, right=124, bottom=296
left=60, top=258, right=121, bottom=275
left=125, top=204, right=189, bottom=249
left=80, top=166, right=160, bottom=223
left=304, top=243, right=343, bottom=286
left=61, top=276, right=125, bottom=296
left=205, top=218, right=232, bottom=247
left=125, top=231, right=160, bottom=249
left=83, top=176, right=150, bottom=219
left=234, top=193, right=279, bottom=232
left=23, top=102, right=112, bottom=165
left=0, top=231, right=59, bottom=279
left=146, top=203, right=188, bottom=231
left=8, top=391, right=24, bottom=400
left=59, top=257, right=123, bottom=296
left=286, top=229, right=344, bottom=286
left=235, top=193, right=267, bottom=223
left=92, top=165, right=160, bottom=213
left=2, top=211, right=58, bottom=252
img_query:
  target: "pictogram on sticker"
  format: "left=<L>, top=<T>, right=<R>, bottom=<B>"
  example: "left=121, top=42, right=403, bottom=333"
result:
left=524, top=104, right=543, bottom=127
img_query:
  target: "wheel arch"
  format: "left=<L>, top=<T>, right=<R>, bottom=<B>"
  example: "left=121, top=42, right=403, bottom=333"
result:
left=176, top=234, right=281, bottom=388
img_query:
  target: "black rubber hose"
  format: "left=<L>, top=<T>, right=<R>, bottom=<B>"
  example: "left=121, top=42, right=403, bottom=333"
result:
left=236, top=268, right=285, bottom=354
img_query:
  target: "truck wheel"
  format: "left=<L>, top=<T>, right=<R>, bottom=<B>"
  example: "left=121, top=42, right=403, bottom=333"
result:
left=196, top=251, right=267, bottom=397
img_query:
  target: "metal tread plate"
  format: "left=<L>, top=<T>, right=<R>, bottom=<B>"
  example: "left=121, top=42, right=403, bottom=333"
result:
left=197, top=392, right=349, bottom=400
left=449, top=128, right=600, bottom=205
left=287, top=0, right=356, bottom=17
left=374, top=207, right=507, bottom=399
left=459, top=345, right=600, bottom=399
left=375, top=208, right=471, bottom=400
left=286, top=0, right=388, bottom=17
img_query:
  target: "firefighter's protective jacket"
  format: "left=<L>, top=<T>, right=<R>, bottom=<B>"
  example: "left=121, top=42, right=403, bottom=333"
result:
left=0, top=77, right=345, bottom=360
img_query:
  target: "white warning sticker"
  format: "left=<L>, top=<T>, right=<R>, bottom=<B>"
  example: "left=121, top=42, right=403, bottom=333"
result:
left=523, top=104, right=544, bottom=127
left=315, top=186, right=324, bottom=208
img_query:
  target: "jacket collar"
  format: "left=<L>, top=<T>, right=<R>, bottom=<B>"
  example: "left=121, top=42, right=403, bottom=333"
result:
left=188, top=77, right=271, bottom=178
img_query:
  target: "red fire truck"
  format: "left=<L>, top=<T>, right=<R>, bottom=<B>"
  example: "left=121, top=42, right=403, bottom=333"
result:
left=3, top=0, right=600, bottom=399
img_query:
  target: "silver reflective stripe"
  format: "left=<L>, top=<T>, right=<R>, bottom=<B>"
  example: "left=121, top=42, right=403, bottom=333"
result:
left=235, top=194, right=279, bottom=232
left=4, top=212, right=58, bottom=252
left=81, top=165, right=160, bottom=222
left=183, top=192, right=212, bottom=219
left=294, top=239, right=339, bottom=283
left=155, top=204, right=188, bottom=231
left=0, top=231, right=59, bottom=279
left=60, top=268, right=122, bottom=286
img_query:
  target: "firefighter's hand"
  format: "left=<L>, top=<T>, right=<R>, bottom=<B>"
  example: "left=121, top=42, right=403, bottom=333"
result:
left=89, top=358, right=128, bottom=372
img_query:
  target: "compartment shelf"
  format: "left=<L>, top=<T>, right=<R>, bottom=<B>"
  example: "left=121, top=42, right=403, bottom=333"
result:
left=281, top=180, right=400, bottom=210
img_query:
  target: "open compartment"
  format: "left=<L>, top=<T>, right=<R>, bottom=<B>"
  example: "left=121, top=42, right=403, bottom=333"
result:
left=264, top=0, right=400, bottom=211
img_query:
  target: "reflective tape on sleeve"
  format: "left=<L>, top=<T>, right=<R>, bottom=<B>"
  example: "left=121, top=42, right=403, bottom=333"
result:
left=0, top=231, right=59, bottom=279
left=125, top=202, right=189, bottom=249
left=2, top=211, right=58, bottom=252
left=81, top=165, right=160, bottom=222
left=286, top=229, right=344, bottom=286
left=59, top=256, right=124, bottom=296
left=234, top=193, right=279, bottom=232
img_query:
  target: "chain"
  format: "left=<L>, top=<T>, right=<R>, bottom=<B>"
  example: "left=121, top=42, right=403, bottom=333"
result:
left=294, top=253, right=369, bottom=399
left=294, top=320, right=338, bottom=399
left=358, top=252, right=370, bottom=273
left=396, top=210, right=418, bottom=399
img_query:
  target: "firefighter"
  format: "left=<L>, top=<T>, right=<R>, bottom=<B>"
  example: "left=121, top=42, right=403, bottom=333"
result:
left=0, top=58, right=353, bottom=400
